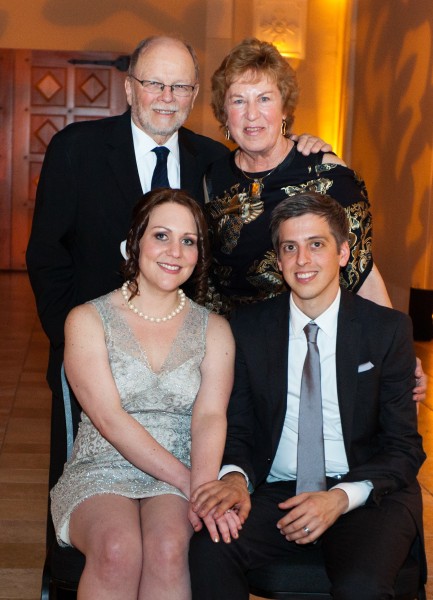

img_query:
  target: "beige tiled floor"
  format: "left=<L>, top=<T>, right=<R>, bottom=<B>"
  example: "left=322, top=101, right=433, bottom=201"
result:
left=0, top=272, right=432, bottom=599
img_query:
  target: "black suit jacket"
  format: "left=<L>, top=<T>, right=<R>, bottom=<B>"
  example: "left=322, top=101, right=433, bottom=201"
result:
left=225, top=289, right=425, bottom=535
left=26, top=110, right=228, bottom=390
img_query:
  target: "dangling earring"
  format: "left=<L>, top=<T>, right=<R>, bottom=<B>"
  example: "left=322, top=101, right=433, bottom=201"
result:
left=281, top=119, right=287, bottom=136
left=225, top=126, right=231, bottom=141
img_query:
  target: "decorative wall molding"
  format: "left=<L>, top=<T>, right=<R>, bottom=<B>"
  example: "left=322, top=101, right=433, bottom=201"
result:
left=253, top=0, right=308, bottom=59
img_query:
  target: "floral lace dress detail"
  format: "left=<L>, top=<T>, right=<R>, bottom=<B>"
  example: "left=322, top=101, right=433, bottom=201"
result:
left=205, top=145, right=372, bottom=316
left=50, top=292, right=209, bottom=546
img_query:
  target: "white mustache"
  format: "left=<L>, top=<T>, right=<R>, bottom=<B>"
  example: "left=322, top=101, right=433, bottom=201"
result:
left=152, top=105, right=178, bottom=112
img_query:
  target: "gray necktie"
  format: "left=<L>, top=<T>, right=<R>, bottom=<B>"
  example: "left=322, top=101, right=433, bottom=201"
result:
left=151, top=146, right=170, bottom=189
left=296, top=322, right=326, bottom=494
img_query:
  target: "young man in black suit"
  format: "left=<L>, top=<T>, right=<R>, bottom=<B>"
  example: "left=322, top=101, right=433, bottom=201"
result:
left=189, top=191, right=426, bottom=599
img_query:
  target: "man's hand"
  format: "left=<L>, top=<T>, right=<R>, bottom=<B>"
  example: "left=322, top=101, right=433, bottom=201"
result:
left=190, top=472, right=251, bottom=523
left=277, top=489, right=348, bottom=544
left=413, top=357, right=427, bottom=403
left=290, top=133, right=333, bottom=156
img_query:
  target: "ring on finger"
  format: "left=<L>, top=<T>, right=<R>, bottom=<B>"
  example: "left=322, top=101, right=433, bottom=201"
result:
left=303, top=526, right=311, bottom=535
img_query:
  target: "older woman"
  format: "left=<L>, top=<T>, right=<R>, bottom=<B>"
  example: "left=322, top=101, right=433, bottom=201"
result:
left=205, top=37, right=390, bottom=315
left=205, top=37, right=427, bottom=400
left=50, top=189, right=239, bottom=600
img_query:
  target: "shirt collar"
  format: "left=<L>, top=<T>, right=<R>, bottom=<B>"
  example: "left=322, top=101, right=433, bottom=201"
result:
left=130, top=118, right=180, bottom=164
left=289, top=288, right=341, bottom=339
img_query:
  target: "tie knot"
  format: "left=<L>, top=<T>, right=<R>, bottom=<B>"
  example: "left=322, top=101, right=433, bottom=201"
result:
left=304, top=322, right=319, bottom=344
left=152, top=146, right=169, bottom=160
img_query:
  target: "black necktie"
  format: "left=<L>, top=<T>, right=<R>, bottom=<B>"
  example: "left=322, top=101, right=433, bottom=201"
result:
left=151, top=146, right=170, bottom=189
left=296, top=322, right=326, bottom=494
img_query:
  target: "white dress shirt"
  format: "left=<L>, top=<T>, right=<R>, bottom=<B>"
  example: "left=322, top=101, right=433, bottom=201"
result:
left=221, top=290, right=372, bottom=513
left=130, top=118, right=181, bottom=192
left=119, top=120, right=182, bottom=259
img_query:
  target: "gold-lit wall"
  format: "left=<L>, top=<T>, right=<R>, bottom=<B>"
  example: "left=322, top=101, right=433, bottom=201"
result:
left=349, top=1, right=433, bottom=311
left=1, top=0, right=431, bottom=311
left=0, top=0, right=351, bottom=272
left=0, top=0, right=348, bottom=147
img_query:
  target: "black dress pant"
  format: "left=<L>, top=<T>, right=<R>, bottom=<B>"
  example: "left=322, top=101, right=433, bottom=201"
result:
left=189, top=480, right=416, bottom=600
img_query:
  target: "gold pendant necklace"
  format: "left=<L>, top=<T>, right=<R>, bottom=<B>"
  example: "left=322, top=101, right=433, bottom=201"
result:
left=237, top=151, right=284, bottom=200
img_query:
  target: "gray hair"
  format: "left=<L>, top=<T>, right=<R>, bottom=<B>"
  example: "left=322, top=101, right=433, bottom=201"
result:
left=128, top=36, right=199, bottom=82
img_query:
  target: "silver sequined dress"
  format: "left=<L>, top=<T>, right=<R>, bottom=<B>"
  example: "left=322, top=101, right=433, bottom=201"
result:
left=50, top=292, right=209, bottom=546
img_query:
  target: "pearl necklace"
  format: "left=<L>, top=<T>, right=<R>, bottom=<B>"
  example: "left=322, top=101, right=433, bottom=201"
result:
left=121, top=282, right=186, bottom=323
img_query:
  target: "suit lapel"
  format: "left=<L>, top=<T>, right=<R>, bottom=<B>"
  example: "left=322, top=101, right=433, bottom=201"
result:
left=178, top=128, right=202, bottom=199
left=336, top=290, right=362, bottom=450
left=264, top=295, right=290, bottom=438
left=106, top=111, right=143, bottom=214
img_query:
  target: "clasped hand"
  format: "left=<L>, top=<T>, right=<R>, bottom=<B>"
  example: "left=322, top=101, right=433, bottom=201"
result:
left=277, top=488, right=348, bottom=544
left=188, top=472, right=251, bottom=543
left=188, top=476, right=349, bottom=546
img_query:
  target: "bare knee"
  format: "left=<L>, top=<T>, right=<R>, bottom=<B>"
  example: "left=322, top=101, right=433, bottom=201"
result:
left=143, top=527, right=190, bottom=574
left=87, top=529, right=143, bottom=585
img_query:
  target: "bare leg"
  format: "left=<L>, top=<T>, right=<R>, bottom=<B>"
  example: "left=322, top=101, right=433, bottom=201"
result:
left=138, top=494, right=193, bottom=600
left=70, top=494, right=142, bottom=600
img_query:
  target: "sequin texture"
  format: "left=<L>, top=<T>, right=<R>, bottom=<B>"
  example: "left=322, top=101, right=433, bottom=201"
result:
left=50, top=292, right=209, bottom=546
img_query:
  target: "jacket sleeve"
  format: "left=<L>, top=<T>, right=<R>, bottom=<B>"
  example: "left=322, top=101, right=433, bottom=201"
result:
left=341, top=312, right=425, bottom=503
left=222, top=328, right=258, bottom=485
left=26, top=132, right=78, bottom=349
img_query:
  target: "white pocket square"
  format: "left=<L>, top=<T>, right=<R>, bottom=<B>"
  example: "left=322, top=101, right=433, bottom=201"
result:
left=358, top=361, right=374, bottom=373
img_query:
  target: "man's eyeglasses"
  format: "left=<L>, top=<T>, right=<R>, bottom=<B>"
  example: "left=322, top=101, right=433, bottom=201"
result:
left=129, top=74, right=196, bottom=97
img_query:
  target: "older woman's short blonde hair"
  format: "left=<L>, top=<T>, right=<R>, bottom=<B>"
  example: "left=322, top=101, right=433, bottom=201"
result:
left=211, top=38, right=299, bottom=130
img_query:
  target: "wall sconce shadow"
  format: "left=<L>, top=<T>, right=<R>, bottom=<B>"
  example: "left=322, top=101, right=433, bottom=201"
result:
left=254, top=0, right=308, bottom=61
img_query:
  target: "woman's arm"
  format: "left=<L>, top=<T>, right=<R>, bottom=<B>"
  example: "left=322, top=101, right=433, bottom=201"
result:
left=64, top=304, right=191, bottom=496
left=188, top=313, right=237, bottom=539
left=356, top=263, right=392, bottom=307
left=189, top=313, right=235, bottom=492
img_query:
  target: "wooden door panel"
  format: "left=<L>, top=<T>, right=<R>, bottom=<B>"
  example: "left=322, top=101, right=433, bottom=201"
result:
left=31, top=66, right=67, bottom=106
left=0, top=50, right=14, bottom=270
left=75, top=67, right=112, bottom=108
left=2, top=49, right=128, bottom=270
left=30, top=115, right=67, bottom=153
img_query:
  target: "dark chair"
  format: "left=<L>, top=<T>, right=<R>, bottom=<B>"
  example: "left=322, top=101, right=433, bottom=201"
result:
left=41, top=544, right=83, bottom=600
left=41, top=372, right=426, bottom=600
left=247, top=537, right=426, bottom=600
left=41, top=366, right=83, bottom=600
